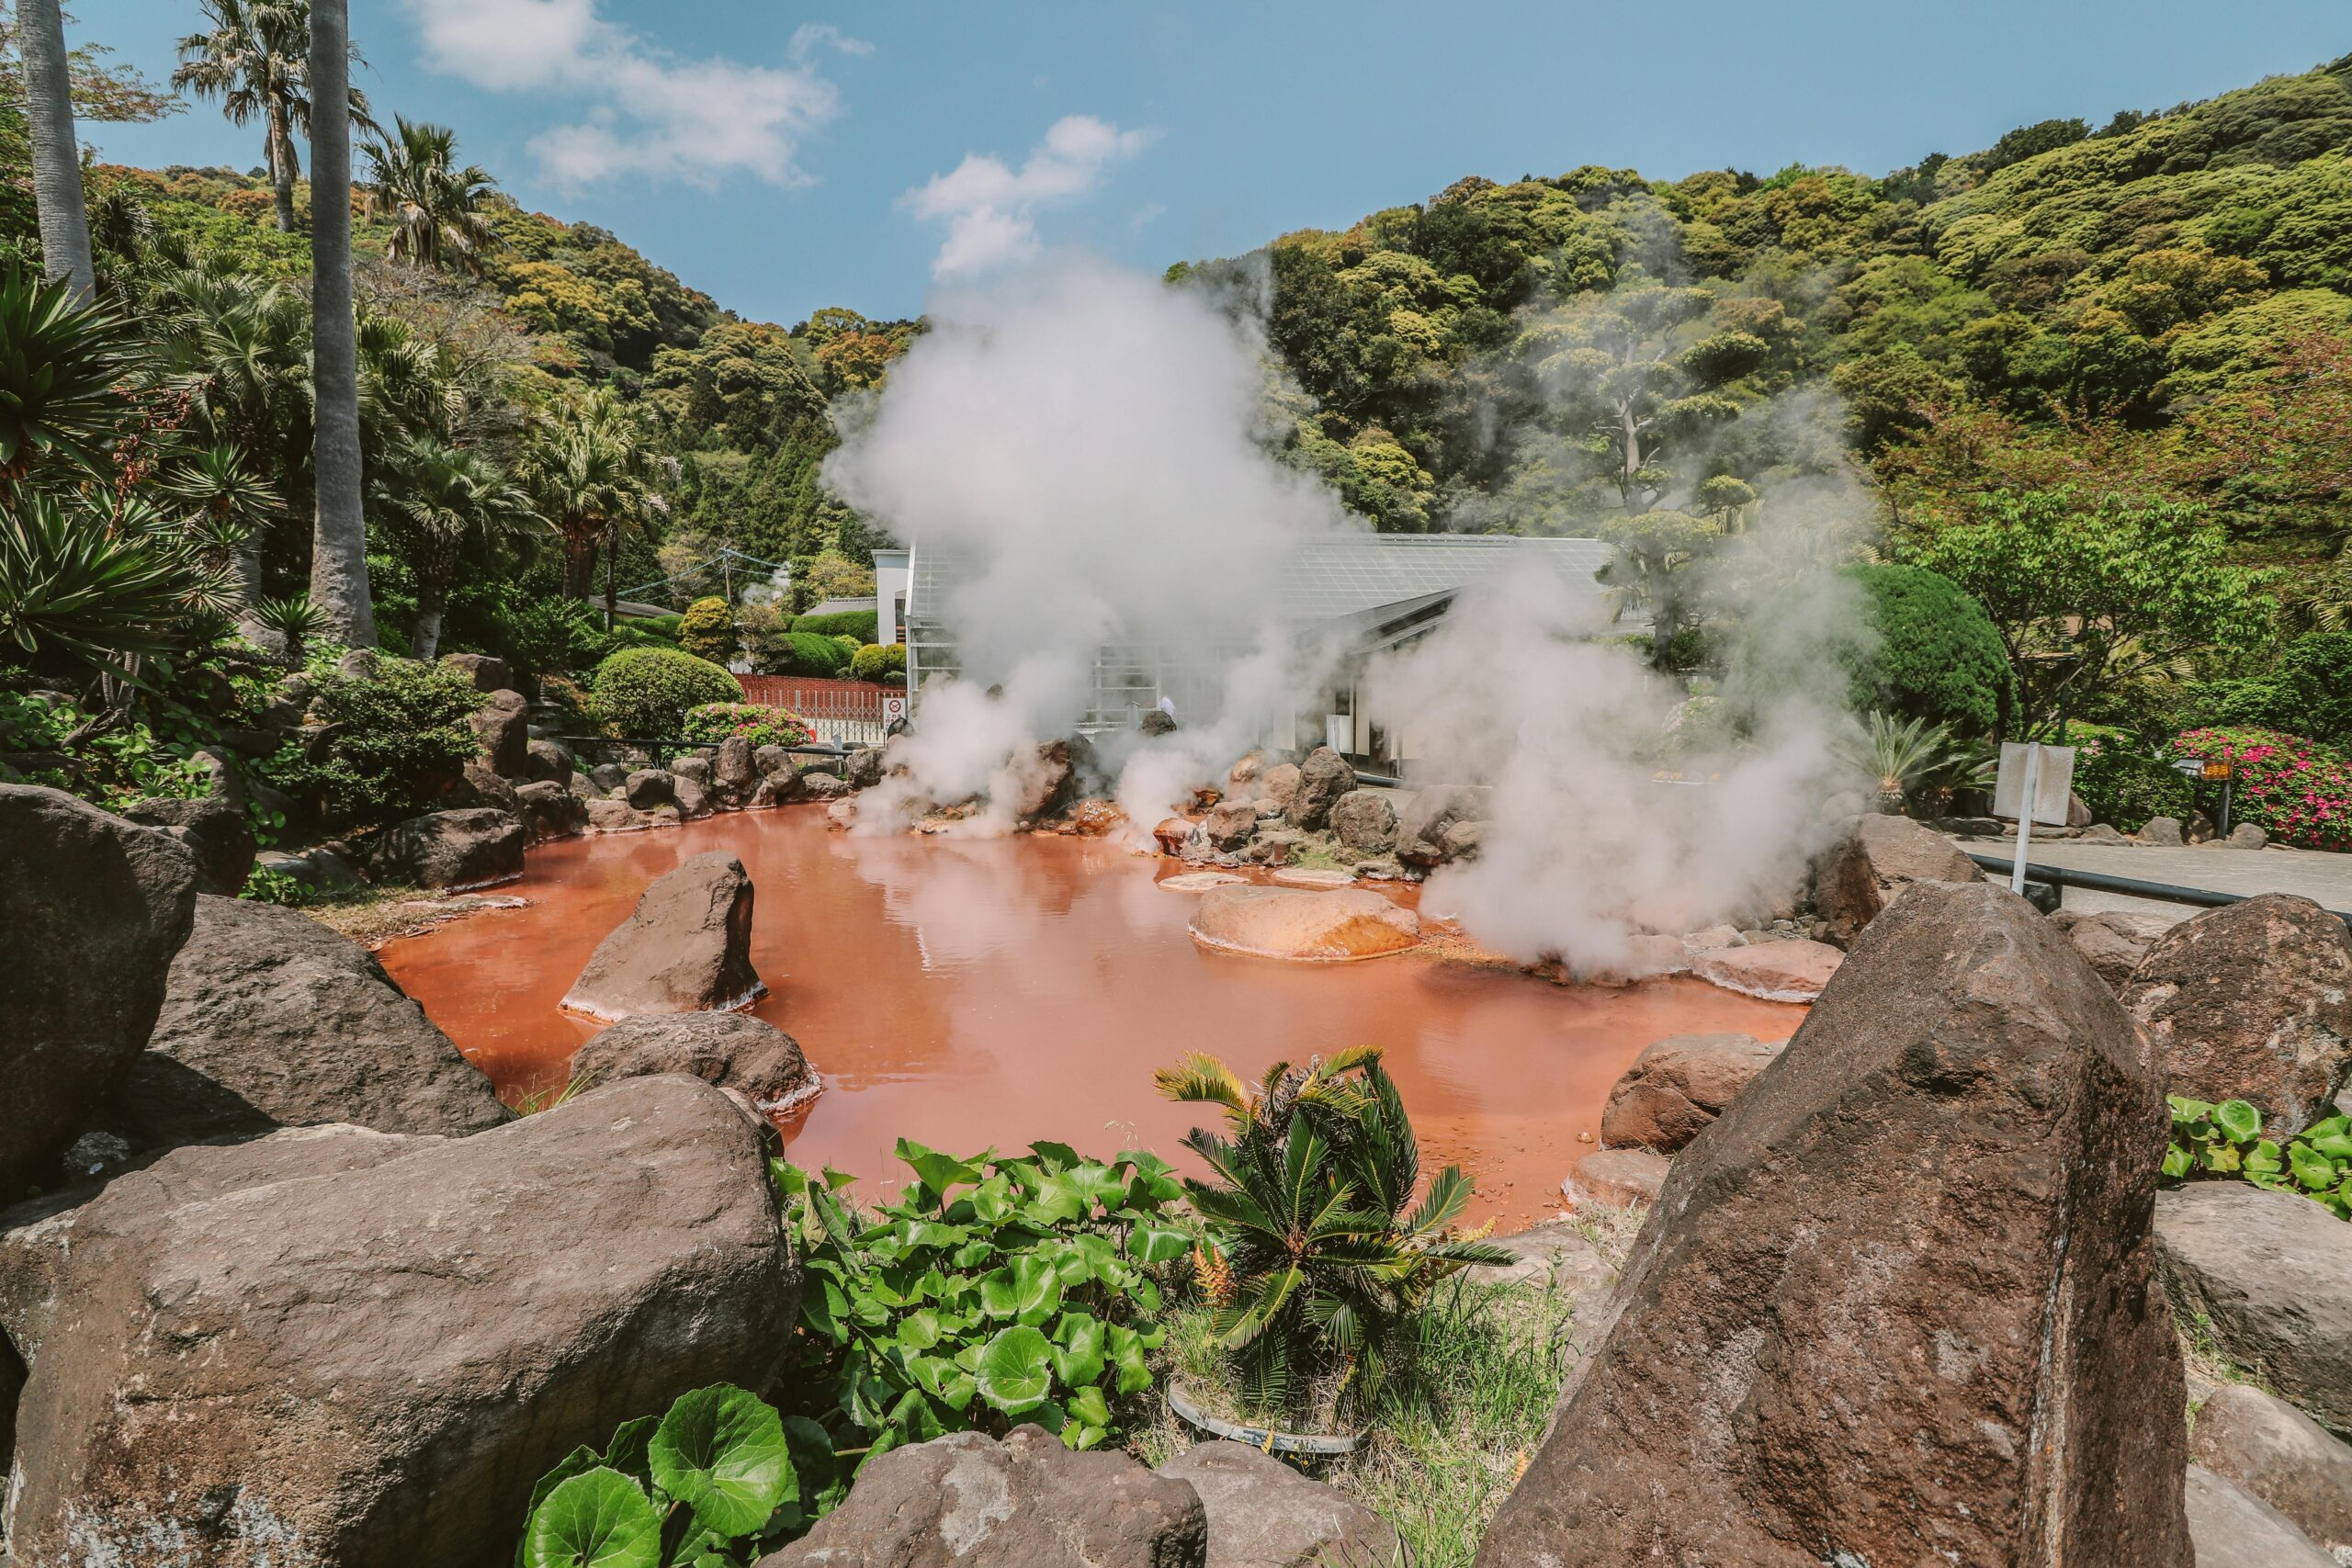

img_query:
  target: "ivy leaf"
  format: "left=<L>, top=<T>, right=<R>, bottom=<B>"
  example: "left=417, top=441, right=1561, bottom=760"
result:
left=522, top=1468, right=661, bottom=1568
left=648, top=1384, right=796, bottom=1540
left=975, top=1325, right=1055, bottom=1414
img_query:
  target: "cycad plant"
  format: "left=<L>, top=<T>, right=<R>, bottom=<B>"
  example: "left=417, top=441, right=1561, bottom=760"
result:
left=1155, top=1048, right=1511, bottom=1426
left=0, top=265, right=139, bottom=482
left=1838, top=709, right=1995, bottom=815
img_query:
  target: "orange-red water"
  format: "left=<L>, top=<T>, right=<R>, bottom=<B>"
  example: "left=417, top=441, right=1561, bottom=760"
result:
left=379, top=807, right=1804, bottom=1229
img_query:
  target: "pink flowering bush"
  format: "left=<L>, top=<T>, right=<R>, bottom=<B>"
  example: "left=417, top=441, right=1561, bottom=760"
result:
left=681, top=702, right=813, bottom=751
left=2170, top=727, right=2352, bottom=852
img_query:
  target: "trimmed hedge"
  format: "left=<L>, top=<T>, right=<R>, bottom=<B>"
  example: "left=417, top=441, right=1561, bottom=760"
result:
left=849, top=642, right=908, bottom=685
left=589, top=647, right=740, bottom=736
left=771, top=631, right=853, bottom=678
left=793, top=609, right=877, bottom=642
left=678, top=596, right=737, bottom=664
left=1836, top=564, right=2013, bottom=737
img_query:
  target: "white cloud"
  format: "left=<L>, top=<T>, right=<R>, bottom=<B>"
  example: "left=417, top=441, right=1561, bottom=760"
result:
left=404, top=0, right=863, bottom=187
left=904, top=115, right=1156, bottom=279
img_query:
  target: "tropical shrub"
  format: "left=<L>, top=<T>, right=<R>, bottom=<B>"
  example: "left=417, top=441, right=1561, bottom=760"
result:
left=2170, top=727, right=2352, bottom=850
left=2165, top=1096, right=2352, bottom=1220
left=681, top=702, right=811, bottom=750
left=517, top=1381, right=827, bottom=1568
left=1833, top=710, right=1994, bottom=816
left=590, top=648, right=739, bottom=736
left=774, top=1138, right=1188, bottom=1482
left=1833, top=564, right=2013, bottom=736
left=847, top=642, right=907, bottom=686
left=678, top=595, right=738, bottom=665
left=2069, top=725, right=2194, bottom=829
left=1157, top=1050, right=1511, bottom=1424
left=0, top=687, right=209, bottom=806
left=790, top=609, right=876, bottom=643
left=257, top=658, right=481, bottom=829
left=497, top=596, right=615, bottom=680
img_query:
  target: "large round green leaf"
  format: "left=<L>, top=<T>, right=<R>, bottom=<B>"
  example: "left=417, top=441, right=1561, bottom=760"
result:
left=523, top=1468, right=661, bottom=1568
left=975, top=1325, right=1055, bottom=1414
left=649, top=1384, right=796, bottom=1539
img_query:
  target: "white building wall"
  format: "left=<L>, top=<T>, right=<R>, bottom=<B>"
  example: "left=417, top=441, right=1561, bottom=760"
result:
left=872, top=549, right=910, bottom=647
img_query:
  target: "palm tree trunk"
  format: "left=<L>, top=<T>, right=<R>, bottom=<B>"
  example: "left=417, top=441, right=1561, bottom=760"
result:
left=266, top=98, right=300, bottom=233
left=602, top=521, right=620, bottom=632
left=411, top=587, right=446, bottom=661
left=19, top=0, right=95, bottom=302
left=304, top=0, right=374, bottom=649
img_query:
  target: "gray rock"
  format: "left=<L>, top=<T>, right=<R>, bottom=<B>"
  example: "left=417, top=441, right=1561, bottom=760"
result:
left=525, top=737, right=574, bottom=786
left=1283, top=747, right=1352, bottom=831
left=562, top=852, right=766, bottom=1021
left=2192, top=1382, right=2352, bottom=1550
left=1599, top=1032, right=1784, bottom=1153
left=759, top=1426, right=1206, bottom=1568
left=514, top=778, right=589, bottom=841
left=2077, top=822, right=2132, bottom=845
left=1327, top=788, right=1398, bottom=854
left=368, top=807, right=526, bottom=890
left=2231, top=822, right=2272, bottom=851
left=752, top=743, right=794, bottom=779
left=1562, top=1146, right=1672, bottom=1208
left=752, top=772, right=806, bottom=808
left=590, top=761, right=629, bottom=795
left=456, top=755, right=521, bottom=813
left=2142, top=816, right=2187, bottom=846
left=111, top=894, right=509, bottom=1150
left=468, top=688, right=530, bottom=778
left=1399, top=783, right=1489, bottom=849
left=673, top=754, right=713, bottom=787
left=0, top=1077, right=796, bottom=1568
left=120, top=792, right=256, bottom=896
left=254, top=845, right=368, bottom=895
left=844, top=745, right=885, bottom=790
left=673, top=773, right=711, bottom=818
left=0, top=786, right=198, bottom=1199
left=2185, top=1463, right=2336, bottom=1568
left=714, top=736, right=759, bottom=806
left=1439, top=818, right=1484, bottom=858
left=801, top=772, right=850, bottom=801
left=1804, top=812, right=1984, bottom=945
left=2159, top=1182, right=2352, bottom=1432
left=1157, top=1440, right=1399, bottom=1568
left=625, top=767, right=676, bottom=810
left=2052, top=908, right=2182, bottom=990
left=439, top=651, right=513, bottom=694
left=569, top=1011, right=820, bottom=1113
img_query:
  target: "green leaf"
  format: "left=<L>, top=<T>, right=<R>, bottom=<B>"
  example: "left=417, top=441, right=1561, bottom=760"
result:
left=2291, top=1142, right=2339, bottom=1191
left=516, top=1445, right=602, bottom=1566
left=647, top=1384, right=795, bottom=1540
left=2162, top=1144, right=2193, bottom=1180
left=522, top=1469, right=661, bottom=1568
left=1066, top=1384, right=1112, bottom=1428
left=895, top=1138, right=981, bottom=1201
left=1106, top=1324, right=1154, bottom=1396
left=968, top=1174, right=1017, bottom=1224
left=2212, top=1100, right=2264, bottom=1144
left=1028, top=1140, right=1081, bottom=1173
left=1052, top=1312, right=1106, bottom=1387
left=1128, top=1224, right=1192, bottom=1265
left=899, top=1308, right=945, bottom=1351
left=975, top=1325, right=1055, bottom=1414
left=978, top=1253, right=1061, bottom=1323
left=600, top=1416, right=657, bottom=1490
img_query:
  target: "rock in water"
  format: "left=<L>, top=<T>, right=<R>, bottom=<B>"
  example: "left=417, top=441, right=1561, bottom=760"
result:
left=2121, top=894, right=2352, bottom=1135
left=0, top=786, right=198, bottom=1199
left=2157, top=1181, right=2352, bottom=1431
left=0, top=1077, right=797, bottom=1568
left=562, top=851, right=766, bottom=1020
left=1691, top=937, right=1843, bottom=1001
left=120, top=794, right=257, bottom=897
left=1200, top=798, right=1257, bottom=851
left=525, top=738, right=573, bottom=786
left=1476, top=880, right=2191, bottom=1567
left=1806, top=812, right=1984, bottom=943
left=1156, top=1440, right=1399, bottom=1568
left=368, top=807, right=526, bottom=890
left=110, top=895, right=509, bottom=1150
left=1599, top=1032, right=1784, bottom=1153
left=757, top=1426, right=1205, bottom=1568
left=2189, top=1383, right=2352, bottom=1551
left=1328, top=788, right=1398, bottom=853
left=1283, top=747, right=1351, bottom=831
left=568, top=1011, right=820, bottom=1113
left=714, top=735, right=759, bottom=806
left=1189, top=885, right=1419, bottom=961
left=514, top=778, right=589, bottom=841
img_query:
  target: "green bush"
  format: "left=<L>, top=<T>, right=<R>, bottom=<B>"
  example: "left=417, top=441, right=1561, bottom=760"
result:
left=257, top=657, right=480, bottom=829
left=2165, top=1095, right=2352, bottom=1220
left=1835, top=564, right=2013, bottom=737
left=2069, top=725, right=2194, bottom=829
left=848, top=643, right=908, bottom=685
left=495, top=595, right=614, bottom=679
left=2180, top=633, right=2352, bottom=750
left=682, top=702, right=812, bottom=750
left=590, top=648, right=740, bottom=737
left=678, top=595, right=738, bottom=665
left=771, top=631, right=852, bottom=678
left=791, top=608, right=876, bottom=642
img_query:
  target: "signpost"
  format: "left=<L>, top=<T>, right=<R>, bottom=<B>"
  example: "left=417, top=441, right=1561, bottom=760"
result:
left=882, top=694, right=908, bottom=730
left=1992, top=741, right=2077, bottom=897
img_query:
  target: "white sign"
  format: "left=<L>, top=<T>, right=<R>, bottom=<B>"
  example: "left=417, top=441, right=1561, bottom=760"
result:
left=1993, top=742, right=2076, bottom=828
left=882, top=694, right=908, bottom=726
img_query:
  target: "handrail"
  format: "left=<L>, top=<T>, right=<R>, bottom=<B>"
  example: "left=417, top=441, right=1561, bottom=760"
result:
left=557, top=735, right=854, bottom=761
left=1964, top=852, right=2352, bottom=928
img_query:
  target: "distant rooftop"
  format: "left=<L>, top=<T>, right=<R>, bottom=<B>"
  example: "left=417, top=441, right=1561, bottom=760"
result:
left=802, top=597, right=875, bottom=619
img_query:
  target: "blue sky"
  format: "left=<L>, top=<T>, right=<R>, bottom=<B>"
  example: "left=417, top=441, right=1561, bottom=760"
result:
left=82, top=1, right=2352, bottom=327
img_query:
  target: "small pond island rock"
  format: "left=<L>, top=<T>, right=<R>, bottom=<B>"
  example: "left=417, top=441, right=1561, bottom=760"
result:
left=568, top=1010, right=820, bottom=1112
left=1189, top=884, right=1419, bottom=962
left=562, top=851, right=767, bottom=1020
left=2158, top=1180, right=2352, bottom=1432
left=367, top=807, right=526, bottom=890
left=1691, top=937, right=1843, bottom=1002
left=1599, top=1032, right=1784, bottom=1153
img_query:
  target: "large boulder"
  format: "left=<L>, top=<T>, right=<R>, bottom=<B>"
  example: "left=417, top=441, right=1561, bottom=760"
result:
left=439, top=651, right=513, bottom=694
left=2122, top=894, right=2352, bottom=1135
left=2191, top=1382, right=2352, bottom=1551
left=1806, top=812, right=1984, bottom=944
left=0, top=1076, right=796, bottom=1568
left=107, top=894, right=510, bottom=1151
left=1201, top=798, right=1257, bottom=852
left=1396, top=783, right=1487, bottom=866
left=625, top=767, right=676, bottom=809
left=1476, top=880, right=2191, bottom=1568
left=567, top=1012, right=820, bottom=1113
left=0, top=786, right=198, bottom=1199
left=1327, top=788, right=1397, bottom=854
left=2185, top=1464, right=2336, bottom=1568
left=1690, top=937, right=1843, bottom=1001
left=1599, top=1032, right=1784, bottom=1153
left=2051, top=907, right=2182, bottom=990
left=120, top=793, right=256, bottom=897
left=758, top=1426, right=1205, bottom=1568
left=713, top=735, right=759, bottom=806
left=1189, top=885, right=1419, bottom=962
left=514, top=778, right=589, bottom=842
left=844, top=745, right=885, bottom=790
left=562, top=852, right=767, bottom=1021
left=2157, top=1181, right=2352, bottom=1432
left=1258, top=761, right=1301, bottom=812
left=468, top=687, right=531, bottom=778
left=1283, top=746, right=1351, bottom=831
left=368, top=807, right=526, bottom=889
left=525, top=737, right=573, bottom=786
left=1155, top=1440, right=1399, bottom=1568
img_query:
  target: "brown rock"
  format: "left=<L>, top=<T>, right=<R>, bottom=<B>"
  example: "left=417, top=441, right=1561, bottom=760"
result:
left=2052, top=908, right=2181, bottom=990
left=1283, top=746, right=1352, bottom=830
left=2185, top=1464, right=2336, bottom=1567
left=456, top=756, right=520, bottom=813
left=2191, top=1382, right=2352, bottom=1551
left=1563, top=1146, right=1671, bottom=1208
left=514, top=778, right=589, bottom=841
left=1259, top=762, right=1301, bottom=811
left=1600, top=1032, right=1784, bottom=1153
left=759, top=1426, right=1205, bottom=1568
left=2141, top=816, right=2187, bottom=846
left=1154, top=817, right=1196, bottom=854
left=1477, top=880, right=2191, bottom=1568
left=714, top=735, right=758, bottom=806
left=468, top=687, right=530, bottom=778
left=368, top=807, right=526, bottom=890
left=625, top=767, right=676, bottom=809
left=1692, top=937, right=1843, bottom=1001
left=438, top=651, right=513, bottom=693
left=0, top=1077, right=795, bottom=1568
left=1190, top=885, right=1419, bottom=961
left=1156, top=1439, right=1399, bottom=1568
left=2156, top=1182, right=2352, bottom=1432
left=0, top=786, right=198, bottom=1198
left=1327, top=788, right=1397, bottom=854
left=2122, top=894, right=2352, bottom=1135
left=562, top=852, right=767, bottom=1021
left=569, top=1011, right=820, bottom=1113
left=525, top=737, right=574, bottom=786
left=1807, top=812, right=1984, bottom=944
left=1201, top=798, right=1257, bottom=851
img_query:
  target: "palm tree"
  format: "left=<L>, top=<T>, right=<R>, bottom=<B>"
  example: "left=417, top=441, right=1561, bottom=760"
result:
left=524, top=390, right=673, bottom=627
left=304, top=0, right=371, bottom=648
left=373, top=437, right=542, bottom=660
left=17, top=0, right=95, bottom=299
left=364, top=117, right=500, bottom=276
left=173, top=0, right=372, bottom=234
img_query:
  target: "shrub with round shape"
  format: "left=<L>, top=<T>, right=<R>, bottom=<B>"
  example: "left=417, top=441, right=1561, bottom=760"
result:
left=681, top=703, right=812, bottom=750
left=848, top=643, right=908, bottom=686
left=771, top=632, right=851, bottom=678
left=590, top=649, right=740, bottom=738
left=1836, top=564, right=2013, bottom=737
left=678, top=596, right=737, bottom=666
left=2072, top=725, right=2195, bottom=830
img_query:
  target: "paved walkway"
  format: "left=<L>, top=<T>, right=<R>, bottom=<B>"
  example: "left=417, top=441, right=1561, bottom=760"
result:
left=1949, top=833, right=2352, bottom=922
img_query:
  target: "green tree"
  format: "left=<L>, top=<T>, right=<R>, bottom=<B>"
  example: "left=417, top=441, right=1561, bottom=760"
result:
left=18, top=0, right=93, bottom=299
left=1832, top=563, right=2013, bottom=736
left=371, top=436, right=541, bottom=660
left=362, top=116, right=497, bottom=276
left=676, top=594, right=735, bottom=664
left=173, top=0, right=370, bottom=235
left=523, top=388, right=673, bottom=626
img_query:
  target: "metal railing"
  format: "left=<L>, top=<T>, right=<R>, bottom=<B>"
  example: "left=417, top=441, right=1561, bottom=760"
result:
left=559, top=736, right=860, bottom=768
left=1964, top=852, right=2352, bottom=928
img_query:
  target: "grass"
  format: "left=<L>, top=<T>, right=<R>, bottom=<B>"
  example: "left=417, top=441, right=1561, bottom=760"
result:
left=287, top=884, right=525, bottom=946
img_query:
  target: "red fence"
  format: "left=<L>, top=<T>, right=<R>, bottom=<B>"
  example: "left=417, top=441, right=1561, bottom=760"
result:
left=736, top=675, right=897, bottom=745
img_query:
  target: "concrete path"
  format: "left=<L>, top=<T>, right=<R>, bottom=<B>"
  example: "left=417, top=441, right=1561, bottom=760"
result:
left=1948, top=833, right=2352, bottom=922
